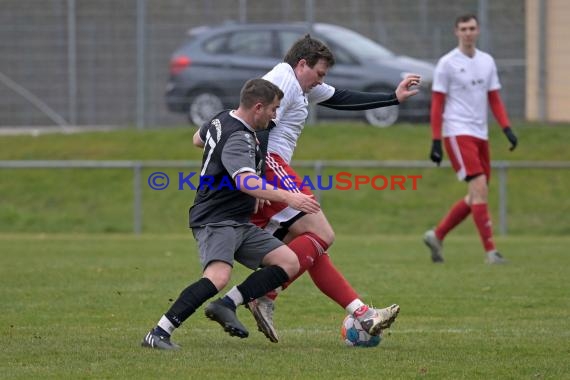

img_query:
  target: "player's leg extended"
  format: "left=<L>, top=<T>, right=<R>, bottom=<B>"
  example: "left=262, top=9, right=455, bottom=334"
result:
left=289, top=211, right=400, bottom=335
left=424, top=197, right=471, bottom=263
left=141, top=262, right=226, bottom=350
left=434, top=197, right=472, bottom=243
left=424, top=136, right=474, bottom=262
left=206, top=239, right=297, bottom=340
left=245, top=214, right=332, bottom=343
left=308, top=252, right=400, bottom=335
left=142, top=225, right=238, bottom=350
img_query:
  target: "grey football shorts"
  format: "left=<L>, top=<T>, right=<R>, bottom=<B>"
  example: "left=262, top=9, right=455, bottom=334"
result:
left=192, top=222, right=284, bottom=270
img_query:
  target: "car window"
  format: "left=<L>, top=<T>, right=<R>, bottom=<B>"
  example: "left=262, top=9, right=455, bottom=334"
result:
left=277, top=31, right=305, bottom=58
left=203, top=35, right=227, bottom=53
left=226, top=31, right=273, bottom=58
left=278, top=30, right=357, bottom=65
left=322, top=40, right=357, bottom=65
left=316, top=24, right=395, bottom=60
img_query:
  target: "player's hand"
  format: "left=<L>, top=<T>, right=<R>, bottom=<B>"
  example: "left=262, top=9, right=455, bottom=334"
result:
left=395, top=74, right=421, bottom=102
left=503, top=127, right=518, bottom=151
left=287, top=193, right=321, bottom=214
left=429, top=139, right=443, bottom=166
left=254, top=198, right=271, bottom=214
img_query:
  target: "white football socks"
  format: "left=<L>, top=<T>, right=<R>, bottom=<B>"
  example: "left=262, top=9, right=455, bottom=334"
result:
left=157, top=315, right=176, bottom=336
left=345, top=299, right=366, bottom=316
left=225, top=286, right=244, bottom=307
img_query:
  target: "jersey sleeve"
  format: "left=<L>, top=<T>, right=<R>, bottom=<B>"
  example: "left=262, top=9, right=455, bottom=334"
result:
left=221, top=131, right=257, bottom=179
left=318, top=88, right=399, bottom=110
left=430, top=91, right=445, bottom=140
left=432, top=59, right=449, bottom=94
left=308, top=82, right=335, bottom=104
left=198, top=121, right=209, bottom=142
left=488, top=57, right=502, bottom=91
left=488, top=90, right=510, bottom=128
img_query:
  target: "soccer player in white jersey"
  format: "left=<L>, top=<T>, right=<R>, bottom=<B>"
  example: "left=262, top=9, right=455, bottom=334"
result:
left=423, top=14, right=518, bottom=264
left=206, top=34, right=421, bottom=342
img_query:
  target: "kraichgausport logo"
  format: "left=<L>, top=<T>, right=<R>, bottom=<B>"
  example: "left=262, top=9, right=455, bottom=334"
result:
left=147, top=171, right=422, bottom=191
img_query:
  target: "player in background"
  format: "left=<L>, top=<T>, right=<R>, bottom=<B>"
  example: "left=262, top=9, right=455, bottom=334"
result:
left=197, top=35, right=421, bottom=342
left=423, top=14, right=518, bottom=264
left=142, top=79, right=320, bottom=350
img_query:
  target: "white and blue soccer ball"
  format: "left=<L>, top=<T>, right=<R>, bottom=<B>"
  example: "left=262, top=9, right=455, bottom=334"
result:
left=340, top=314, right=382, bottom=347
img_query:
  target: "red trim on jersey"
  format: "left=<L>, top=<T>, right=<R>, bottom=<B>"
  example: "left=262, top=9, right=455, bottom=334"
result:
left=430, top=91, right=445, bottom=140
left=488, top=90, right=510, bottom=128
left=250, top=153, right=312, bottom=229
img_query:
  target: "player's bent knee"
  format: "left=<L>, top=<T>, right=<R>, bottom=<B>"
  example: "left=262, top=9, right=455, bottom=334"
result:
left=319, top=229, right=335, bottom=247
left=277, top=252, right=300, bottom=278
left=308, top=222, right=335, bottom=246
left=290, top=213, right=335, bottom=247
left=263, top=246, right=300, bottom=278
left=284, top=253, right=300, bottom=278
left=203, top=274, right=230, bottom=291
left=203, top=261, right=232, bottom=290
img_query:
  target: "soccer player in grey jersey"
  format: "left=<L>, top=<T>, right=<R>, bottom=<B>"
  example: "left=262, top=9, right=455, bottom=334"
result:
left=142, top=79, right=320, bottom=350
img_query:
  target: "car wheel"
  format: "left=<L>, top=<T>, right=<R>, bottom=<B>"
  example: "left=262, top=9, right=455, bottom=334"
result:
left=188, top=91, right=224, bottom=126
left=364, top=105, right=399, bottom=127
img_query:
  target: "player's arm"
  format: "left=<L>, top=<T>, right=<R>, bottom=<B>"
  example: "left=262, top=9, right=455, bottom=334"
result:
left=488, top=90, right=517, bottom=151
left=317, top=74, right=420, bottom=110
left=430, top=91, right=445, bottom=140
left=428, top=91, right=446, bottom=165
left=318, top=88, right=399, bottom=110
left=192, top=121, right=210, bottom=148
left=235, top=173, right=320, bottom=214
left=221, top=132, right=320, bottom=214
left=192, top=130, right=205, bottom=148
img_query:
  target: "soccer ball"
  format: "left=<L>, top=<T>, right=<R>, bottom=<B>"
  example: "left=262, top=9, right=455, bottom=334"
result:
left=340, top=314, right=382, bottom=347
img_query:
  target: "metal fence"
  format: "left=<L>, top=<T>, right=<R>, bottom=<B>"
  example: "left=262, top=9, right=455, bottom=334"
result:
left=2, top=159, right=567, bottom=235
left=0, top=0, right=525, bottom=128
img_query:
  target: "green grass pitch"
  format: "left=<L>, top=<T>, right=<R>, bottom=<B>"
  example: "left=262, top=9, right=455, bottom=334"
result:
left=1, top=122, right=569, bottom=378
left=1, top=234, right=569, bottom=379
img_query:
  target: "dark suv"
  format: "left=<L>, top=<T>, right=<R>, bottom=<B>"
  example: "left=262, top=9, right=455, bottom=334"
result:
left=166, top=22, right=434, bottom=127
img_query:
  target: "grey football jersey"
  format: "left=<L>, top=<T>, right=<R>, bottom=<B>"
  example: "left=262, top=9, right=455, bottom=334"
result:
left=189, top=110, right=263, bottom=227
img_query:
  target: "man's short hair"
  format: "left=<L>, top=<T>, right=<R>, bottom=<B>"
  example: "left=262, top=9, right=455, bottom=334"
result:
left=283, top=34, right=335, bottom=69
left=455, top=13, right=478, bottom=27
left=240, top=78, right=284, bottom=109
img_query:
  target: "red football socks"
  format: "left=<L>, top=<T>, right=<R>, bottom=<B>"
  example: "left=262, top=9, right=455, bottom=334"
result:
left=308, top=253, right=360, bottom=308
left=435, top=198, right=471, bottom=240
left=268, top=232, right=360, bottom=308
left=471, top=203, right=496, bottom=252
left=275, top=232, right=327, bottom=294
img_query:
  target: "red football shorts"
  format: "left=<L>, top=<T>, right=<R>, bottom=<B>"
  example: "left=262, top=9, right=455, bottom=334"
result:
left=250, top=153, right=313, bottom=234
left=444, top=135, right=490, bottom=182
